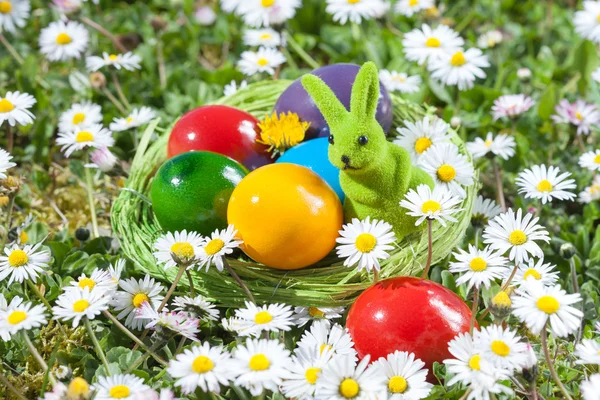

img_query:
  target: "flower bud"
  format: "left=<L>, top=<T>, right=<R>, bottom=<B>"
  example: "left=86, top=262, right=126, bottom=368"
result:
left=195, top=6, right=217, bottom=26
left=67, top=377, right=90, bottom=399
left=89, top=147, right=118, bottom=173
left=150, top=16, right=168, bottom=32
left=75, top=228, right=90, bottom=242
left=0, top=195, right=8, bottom=207
left=90, top=72, right=106, bottom=89
left=521, top=343, right=539, bottom=383
left=450, top=116, right=461, bottom=128
left=517, top=68, right=532, bottom=80
left=559, top=243, right=576, bottom=260
left=490, top=290, right=512, bottom=320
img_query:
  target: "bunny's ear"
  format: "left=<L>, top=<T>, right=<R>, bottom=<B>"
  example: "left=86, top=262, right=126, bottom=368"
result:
left=301, top=74, right=348, bottom=126
left=350, top=62, right=380, bottom=120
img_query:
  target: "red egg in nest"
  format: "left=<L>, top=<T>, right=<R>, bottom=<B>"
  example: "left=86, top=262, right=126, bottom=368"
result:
left=167, top=105, right=273, bottom=171
left=346, top=277, right=473, bottom=374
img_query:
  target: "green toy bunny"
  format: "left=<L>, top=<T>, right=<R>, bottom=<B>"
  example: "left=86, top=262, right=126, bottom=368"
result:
left=301, top=62, right=434, bottom=240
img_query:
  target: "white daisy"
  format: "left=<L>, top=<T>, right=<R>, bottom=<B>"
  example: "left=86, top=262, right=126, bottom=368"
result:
left=39, top=20, right=89, bottom=62
left=325, top=0, right=387, bottom=24
left=316, top=354, right=387, bottom=400
left=56, top=124, right=115, bottom=158
left=335, top=216, right=396, bottom=272
left=428, top=48, right=490, bottom=91
left=419, top=143, right=475, bottom=198
left=109, top=107, right=156, bottom=132
left=110, top=275, right=164, bottom=330
left=516, top=164, right=577, bottom=204
left=108, top=259, right=125, bottom=284
left=243, top=28, right=282, bottom=47
left=576, top=339, right=600, bottom=365
left=236, top=0, right=301, bottom=28
left=95, top=374, right=150, bottom=400
left=475, top=325, right=528, bottom=372
left=230, top=301, right=294, bottom=337
left=394, top=116, right=452, bottom=162
left=403, top=24, right=464, bottom=65
left=232, top=338, right=292, bottom=396
left=67, top=268, right=117, bottom=294
left=87, top=146, right=118, bottom=172
left=0, top=297, right=46, bottom=341
left=196, top=224, right=243, bottom=272
left=172, top=295, right=219, bottom=321
left=579, top=177, right=600, bottom=203
left=395, top=0, right=434, bottom=17
left=0, top=90, right=36, bottom=127
left=574, top=1, right=600, bottom=44
left=552, top=99, right=600, bottom=136
left=0, top=0, right=30, bottom=33
left=153, top=230, right=204, bottom=270
left=582, top=374, right=600, bottom=400
left=467, top=132, right=516, bottom=160
left=86, top=52, right=142, bottom=72
left=0, top=148, right=16, bottom=179
left=491, top=94, right=534, bottom=120
left=379, top=70, right=422, bottom=94
left=512, top=280, right=583, bottom=338
left=472, top=195, right=502, bottom=225
left=282, top=346, right=332, bottom=400
left=293, top=306, right=345, bottom=327
left=482, top=208, right=550, bottom=264
left=237, top=46, right=286, bottom=76
left=224, top=80, right=248, bottom=96
left=0, top=243, right=50, bottom=284
left=136, top=302, right=200, bottom=341
left=449, top=244, right=509, bottom=291
left=509, top=257, right=559, bottom=288
left=399, top=184, right=463, bottom=227
left=298, top=320, right=357, bottom=361
left=220, top=0, right=241, bottom=13
left=52, top=287, right=110, bottom=328
left=58, top=102, right=103, bottom=134
left=167, top=342, right=236, bottom=394
left=373, top=350, right=433, bottom=399
left=477, top=29, right=503, bottom=49
left=579, top=149, right=600, bottom=171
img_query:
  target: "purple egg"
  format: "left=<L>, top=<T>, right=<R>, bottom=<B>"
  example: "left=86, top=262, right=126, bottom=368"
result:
left=273, top=63, right=393, bottom=139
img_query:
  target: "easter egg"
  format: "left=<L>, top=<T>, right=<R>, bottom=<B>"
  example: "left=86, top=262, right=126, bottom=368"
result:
left=276, top=138, right=344, bottom=202
left=273, top=63, right=393, bottom=139
left=346, top=277, right=472, bottom=374
left=227, top=163, right=343, bottom=270
left=151, top=151, right=248, bottom=236
left=167, top=105, right=272, bottom=171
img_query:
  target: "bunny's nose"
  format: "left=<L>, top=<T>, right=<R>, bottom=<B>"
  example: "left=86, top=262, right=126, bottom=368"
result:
left=341, top=155, right=350, bottom=164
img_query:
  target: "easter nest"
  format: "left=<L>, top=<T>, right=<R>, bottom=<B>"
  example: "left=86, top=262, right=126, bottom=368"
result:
left=111, top=80, right=477, bottom=308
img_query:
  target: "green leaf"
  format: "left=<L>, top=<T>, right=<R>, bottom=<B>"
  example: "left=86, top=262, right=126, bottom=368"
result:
left=427, top=78, right=454, bottom=104
left=538, top=83, right=556, bottom=120
left=82, top=237, right=113, bottom=255
left=95, top=362, right=121, bottom=378
left=47, top=241, right=71, bottom=269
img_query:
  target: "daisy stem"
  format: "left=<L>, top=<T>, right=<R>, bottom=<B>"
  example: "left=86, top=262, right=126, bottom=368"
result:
left=156, top=34, right=167, bottom=89
left=458, top=388, right=472, bottom=400
left=22, top=332, right=56, bottom=385
left=0, top=33, right=24, bottom=65
left=420, top=219, right=434, bottom=279
left=84, top=156, right=100, bottom=239
left=125, top=338, right=167, bottom=374
left=101, top=87, right=128, bottom=115
left=5, top=193, right=15, bottom=233
left=469, top=288, right=479, bottom=334
left=158, top=263, right=187, bottom=312
left=501, top=263, right=518, bottom=291
left=492, top=159, right=507, bottom=212
left=79, top=16, right=127, bottom=53
left=111, top=71, right=132, bottom=111
left=0, top=369, right=27, bottom=400
left=186, top=269, right=196, bottom=297
left=6, top=124, right=13, bottom=153
left=577, top=135, right=586, bottom=153
left=84, top=318, right=111, bottom=376
left=283, top=30, right=320, bottom=70
left=373, top=268, right=379, bottom=283
left=570, top=258, right=583, bottom=345
left=541, top=323, right=573, bottom=400
left=474, top=227, right=481, bottom=248
left=26, top=280, right=68, bottom=338
left=223, top=259, right=255, bottom=304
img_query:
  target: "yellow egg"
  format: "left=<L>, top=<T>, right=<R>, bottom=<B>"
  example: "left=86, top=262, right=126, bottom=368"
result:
left=228, top=163, right=343, bottom=270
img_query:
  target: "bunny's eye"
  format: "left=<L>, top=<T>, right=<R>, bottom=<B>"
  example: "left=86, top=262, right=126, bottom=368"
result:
left=328, top=135, right=334, bottom=145
left=358, top=135, right=368, bottom=145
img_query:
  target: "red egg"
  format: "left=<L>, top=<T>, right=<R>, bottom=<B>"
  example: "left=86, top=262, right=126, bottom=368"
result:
left=346, top=277, right=472, bottom=374
left=167, top=105, right=273, bottom=170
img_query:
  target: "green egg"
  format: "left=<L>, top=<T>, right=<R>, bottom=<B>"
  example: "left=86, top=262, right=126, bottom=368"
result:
left=151, top=151, right=248, bottom=236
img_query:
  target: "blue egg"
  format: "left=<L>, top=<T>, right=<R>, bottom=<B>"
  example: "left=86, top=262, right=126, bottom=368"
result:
left=277, top=138, right=344, bottom=202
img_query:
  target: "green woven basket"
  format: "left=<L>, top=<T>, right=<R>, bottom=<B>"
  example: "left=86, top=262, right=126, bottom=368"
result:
left=111, top=80, right=477, bottom=308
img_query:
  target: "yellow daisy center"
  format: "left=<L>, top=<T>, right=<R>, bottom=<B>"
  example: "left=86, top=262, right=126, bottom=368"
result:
left=126, top=117, right=134, bottom=124
left=7, top=310, right=27, bottom=325
left=508, top=230, right=527, bottom=245
left=536, top=295, right=560, bottom=314
left=492, top=291, right=512, bottom=307
left=75, top=131, right=94, bottom=143
left=257, top=57, right=269, bottom=66
left=8, top=249, right=28, bottom=267
left=19, top=231, right=28, bottom=244
left=597, top=14, right=600, bottom=23
left=421, top=199, right=441, bottom=214
left=469, top=257, right=487, bottom=272
left=536, top=179, right=553, bottom=192
left=575, top=112, right=583, bottom=120
left=73, top=299, right=90, bottom=313
left=437, top=164, right=456, bottom=182
left=56, top=32, right=72, bottom=45
left=254, top=311, right=273, bottom=324
left=355, top=233, right=377, bottom=253
left=339, top=378, right=360, bottom=398
left=485, top=139, right=493, bottom=147
left=0, top=98, right=15, bottom=113
left=109, top=54, right=118, bottom=61
left=0, top=1, right=12, bottom=14
left=320, top=343, right=333, bottom=354
left=67, top=378, right=90, bottom=397
left=409, top=0, right=418, bottom=6
left=388, top=376, right=408, bottom=393
left=523, top=268, right=541, bottom=280
left=204, top=239, right=225, bottom=256
left=261, top=0, right=274, bottom=7
left=192, top=355, right=214, bottom=373
left=170, top=242, right=195, bottom=258
left=468, top=354, right=481, bottom=371
left=348, top=0, right=361, bottom=3
left=132, top=293, right=149, bottom=308
left=78, top=277, right=96, bottom=290
left=392, top=75, right=406, bottom=82
left=109, top=385, right=130, bottom=399
left=249, top=354, right=270, bottom=371
left=308, top=307, right=325, bottom=318
left=450, top=51, right=466, bottom=67
left=425, top=37, right=441, bottom=47
left=594, top=154, right=600, bottom=164
left=259, top=33, right=273, bottom=40
left=305, top=367, right=321, bottom=385
left=415, top=137, right=432, bottom=154
left=491, top=340, right=511, bottom=357
left=72, top=112, right=86, bottom=125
